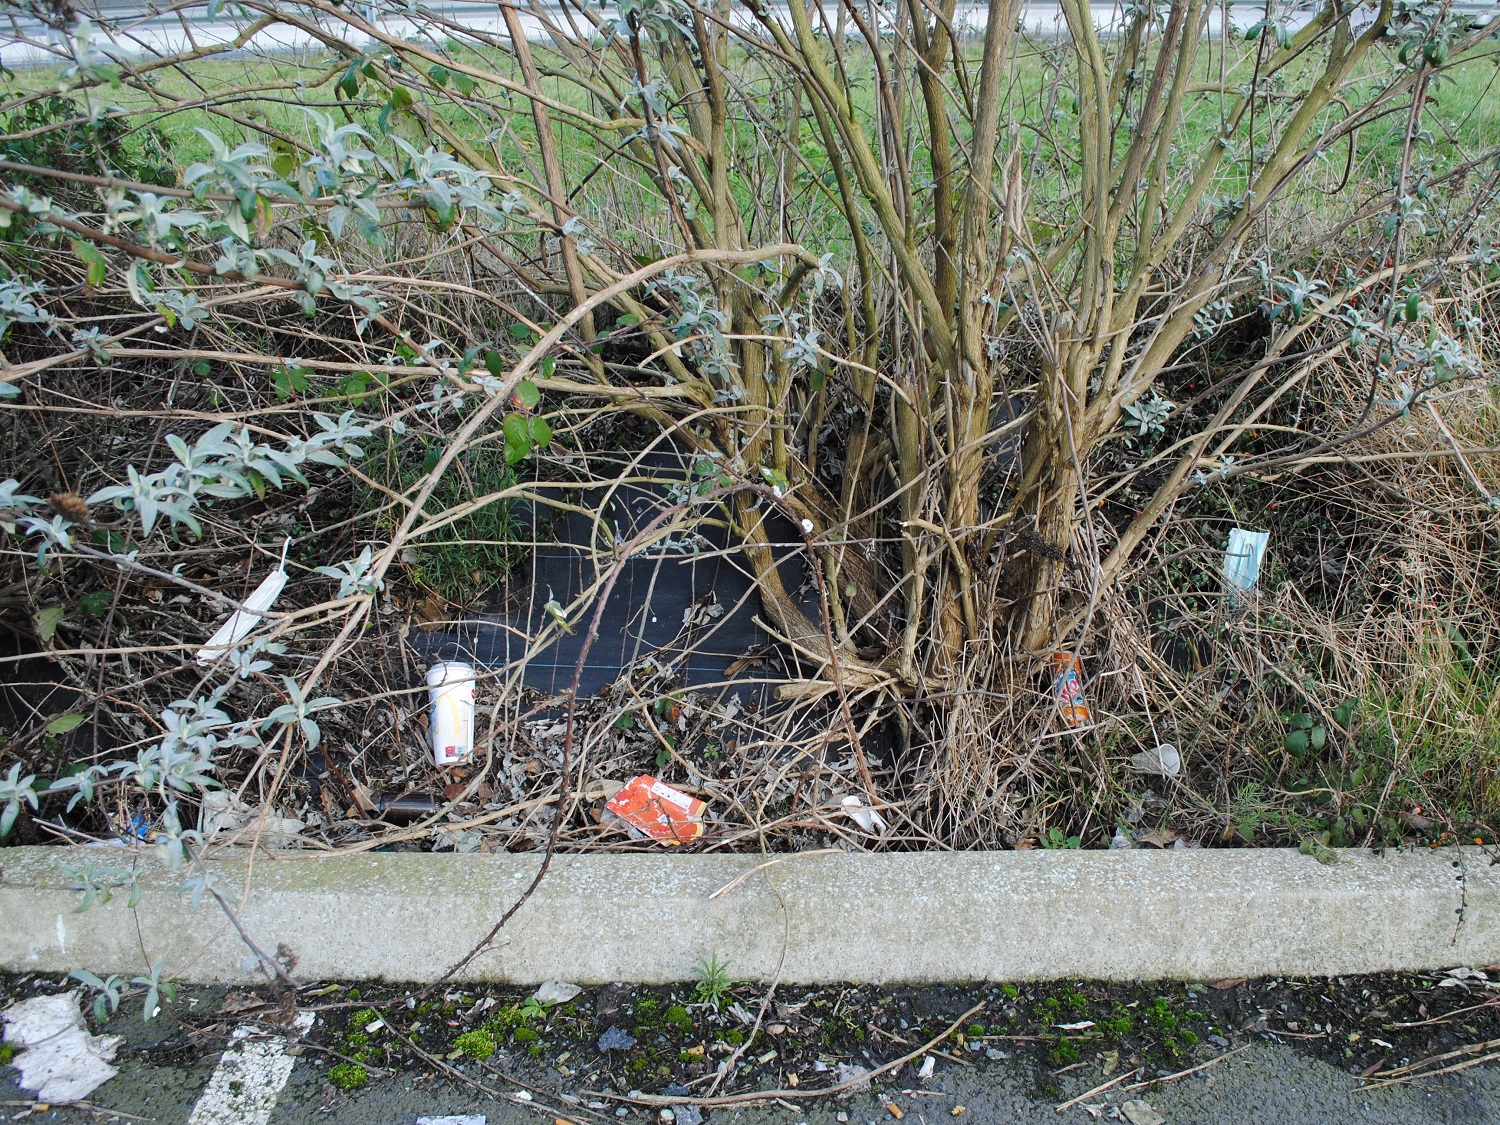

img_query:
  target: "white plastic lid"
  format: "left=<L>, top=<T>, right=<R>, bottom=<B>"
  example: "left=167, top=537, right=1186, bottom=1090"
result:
left=426, top=661, right=475, bottom=686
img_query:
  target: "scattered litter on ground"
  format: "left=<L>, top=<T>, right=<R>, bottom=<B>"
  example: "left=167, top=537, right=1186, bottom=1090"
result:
left=727, top=1002, right=755, bottom=1024
left=598, top=1025, right=637, bottom=1051
left=200, top=791, right=305, bottom=846
left=4, top=971, right=1494, bottom=1122
left=604, top=775, right=706, bottom=844
left=1129, top=743, right=1180, bottom=777
left=917, top=1054, right=935, bottom=1079
left=416, top=1117, right=486, bottom=1125
left=1, top=991, right=121, bottom=1103
left=1050, top=651, right=1092, bottom=729
left=533, top=980, right=583, bottom=1005
left=840, top=794, right=888, bottom=836
left=1223, top=528, right=1270, bottom=602
left=1119, top=1098, right=1166, bottom=1125
left=836, top=1063, right=872, bottom=1093
left=195, top=539, right=289, bottom=666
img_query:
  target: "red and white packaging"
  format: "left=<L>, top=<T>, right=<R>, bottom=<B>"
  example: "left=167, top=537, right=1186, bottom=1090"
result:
left=605, top=775, right=706, bottom=845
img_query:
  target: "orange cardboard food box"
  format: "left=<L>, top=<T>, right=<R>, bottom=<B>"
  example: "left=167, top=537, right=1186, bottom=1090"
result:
left=605, top=774, right=706, bottom=844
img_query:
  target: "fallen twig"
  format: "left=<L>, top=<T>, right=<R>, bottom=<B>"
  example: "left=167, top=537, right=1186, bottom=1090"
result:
left=1366, top=1036, right=1500, bottom=1078
left=295, top=1039, right=393, bottom=1078
left=1365, top=1049, right=1500, bottom=1088
left=0, top=1101, right=152, bottom=1122
left=1362, top=1036, right=1500, bottom=1086
left=1389, top=994, right=1500, bottom=1029
left=282, top=786, right=608, bottom=858
left=588, top=1001, right=985, bottom=1108
left=386, top=1015, right=602, bottom=1122
left=707, top=849, right=843, bottom=900
left=1123, top=1043, right=1252, bottom=1091
left=928, top=1047, right=971, bottom=1067
left=416, top=501, right=692, bottom=993
left=1054, top=1068, right=1141, bottom=1112
left=706, top=874, right=790, bottom=1098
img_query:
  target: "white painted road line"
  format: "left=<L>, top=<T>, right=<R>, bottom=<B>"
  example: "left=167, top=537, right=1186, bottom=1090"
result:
left=187, top=1010, right=315, bottom=1125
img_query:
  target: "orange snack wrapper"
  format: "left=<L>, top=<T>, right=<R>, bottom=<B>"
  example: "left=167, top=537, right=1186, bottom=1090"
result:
left=605, top=774, right=706, bottom=844
left=1050, top=651, right=1093, bottom=729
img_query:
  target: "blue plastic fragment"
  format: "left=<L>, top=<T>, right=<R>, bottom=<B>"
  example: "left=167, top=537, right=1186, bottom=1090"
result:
left=598, top=1025, right=637, bottom=1051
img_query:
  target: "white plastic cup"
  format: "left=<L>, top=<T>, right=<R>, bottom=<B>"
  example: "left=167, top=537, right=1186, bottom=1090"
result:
left=1130, top=743, right=1181, bottom=777
left=426, top=662, right=475, bottom=767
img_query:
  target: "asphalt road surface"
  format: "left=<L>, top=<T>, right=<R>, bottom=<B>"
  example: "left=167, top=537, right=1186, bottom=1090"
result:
left=5, top=980, right=1500, bottom=1125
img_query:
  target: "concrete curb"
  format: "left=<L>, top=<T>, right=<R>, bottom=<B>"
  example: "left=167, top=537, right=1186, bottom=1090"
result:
left=1, top=846, right=1495, bottom=984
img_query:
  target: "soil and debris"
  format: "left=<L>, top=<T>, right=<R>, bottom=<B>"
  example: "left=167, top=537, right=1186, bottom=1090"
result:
left=6, top=968, right=1500, bottom=1121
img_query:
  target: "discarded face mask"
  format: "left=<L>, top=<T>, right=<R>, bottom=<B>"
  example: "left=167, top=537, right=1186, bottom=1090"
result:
left=1223, top=528, right=1270, bottom=603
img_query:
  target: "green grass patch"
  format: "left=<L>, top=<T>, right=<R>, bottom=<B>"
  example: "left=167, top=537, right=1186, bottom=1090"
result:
left=327, top=1062, right=368, bottom=1091
left=453, top=1028, right=497, bottom=1060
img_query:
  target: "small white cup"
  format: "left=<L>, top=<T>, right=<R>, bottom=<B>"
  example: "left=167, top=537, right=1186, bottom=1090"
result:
left=1130, top=743, right=1181, bottom=777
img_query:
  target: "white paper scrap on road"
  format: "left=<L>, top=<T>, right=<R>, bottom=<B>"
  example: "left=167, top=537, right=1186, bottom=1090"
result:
left=1, top=991, right=122, bottom=1103
left=417, top=1117, right=487, bottom=1125
left=187, top=1010, right=314, bottom=1125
